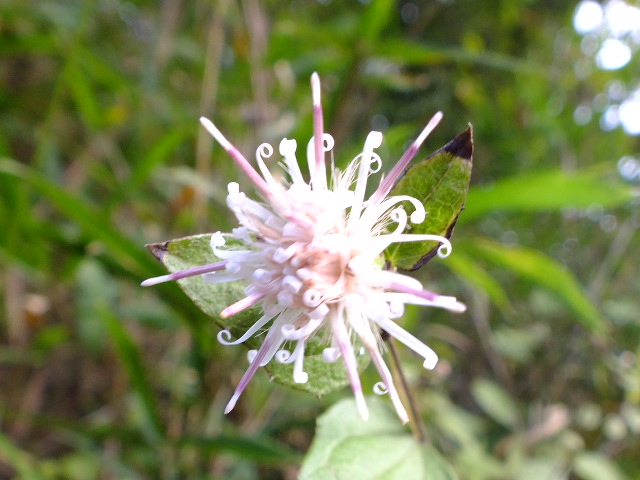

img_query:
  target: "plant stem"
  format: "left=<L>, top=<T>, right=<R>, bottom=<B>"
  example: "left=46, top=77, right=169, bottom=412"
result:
left=385, top=334, right=429, bottom=443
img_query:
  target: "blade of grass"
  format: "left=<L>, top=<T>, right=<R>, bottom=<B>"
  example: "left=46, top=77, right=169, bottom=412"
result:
left=0, top=431, right=47, bottom=480
left=99, top=303, right=165, bottom=442
left=460, top=238, right=605, bottom=333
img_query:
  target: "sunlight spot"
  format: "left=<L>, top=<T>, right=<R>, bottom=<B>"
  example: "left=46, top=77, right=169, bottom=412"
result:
left=619, top=94, right=640, bottom=134
left=574, top=1, right=604, bottom=33
left=596, top=38, right=632, bottom=69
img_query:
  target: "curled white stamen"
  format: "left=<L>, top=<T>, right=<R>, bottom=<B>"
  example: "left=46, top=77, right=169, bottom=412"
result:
left=256, top=142, right=278, bottom=188
left=277, top=291, right=294, bottom=306
left=280, top=138, right=304, bottom=185
left=349, top=131, right=384, bottom=227
left=375, top=316, right=439, bottom=370
left=293, top=341, right=308, bottom=383
left=369, top=153, right=382, bottom=173
left=302, top=289, right=322, bottom=308
left=282, top=275, right=303, bottom=293
left=322, top=347, right=340, bottom=363
left=373, top=382, right=388, bottom=395
left=217, top=310, right=276, bottom=346
left=253, top=269, right=273, bottom=284
left=273, top=243, right=302, bottom=263
left=211, top=231, right=226, bottom=248
left=308, top=303, right=329, bottom=321
left=275, top=349, right=293, bottom=363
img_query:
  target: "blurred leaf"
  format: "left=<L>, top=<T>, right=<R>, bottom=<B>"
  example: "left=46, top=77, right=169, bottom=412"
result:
left=100, top=306, right=165, bottom=442
left=360, top=0, right=395, bottom=46
left=461, top=168, right=636, bottom=223
left=491, top=325, right=549, bottom=363
left=573, top=452, right=625, bottom=480
left=177, top=434, right=300, bottom=464
left=511, top=459, right=566, bottom=480
left=461, top=238, right=605, bottom=333
left=429, top=393, right=487, bottom=447
left=471, top=378, right=519, bottom=429
left=0, top=431, right=47, bottom=480
left=377, top=40, right=541, bottom=73
left=121, top=126, right=191, bottom=195
left=444, top=250, right=512, bottom=313
left=300, top=397, right=458, bottom=480
left=385, top=127, right=473, bottom=270
left=147, top=234, right=368, bottom=396
left=75, top=259, right=116, bottom=353
left=0, top=158, right=159, bottom=276
left=65, top=61, right=102, bottom=130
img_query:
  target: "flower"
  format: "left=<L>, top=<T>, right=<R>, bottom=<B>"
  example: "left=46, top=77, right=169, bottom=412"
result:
left=142, top=73, right=466, bottom=423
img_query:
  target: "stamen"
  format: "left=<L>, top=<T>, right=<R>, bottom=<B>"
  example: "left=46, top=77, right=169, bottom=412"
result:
left=200, top=117, right=274, bottom=201
left=279, top=138, right=305, bottom=185
left=331, top=307, right=369, bottom=420
left=322, top=347, right=340, bottom=363
left=282, top=316, right=323, bottom=340
left=387, top=284, right=467, bottom=313
left=302, top=289, right=322, bottom=308
left=374, top=316, right=439, bottom=370
left=224, top=329, right=280, bottom=414
left=216, top=308, right=279, bottom=345
left=255, top=142, right=280, bottom=189
left=349, top=131, right=383, bottom=228
left=358, top=195, right=427, bottom=231
left=141, top=261, right=227, bottom=286
left=293, top=341, right=309, bottom=383
left=373, top=382, right=388, bottom=395
left=311, top=72, right=327, bottom=190
left=253, top=269, right=274, bottom=284
left=220, top=292, right=267, bottom=318
left=370, top=111, right=443, bottom=204
left=275, top=349, right=293, bottom=363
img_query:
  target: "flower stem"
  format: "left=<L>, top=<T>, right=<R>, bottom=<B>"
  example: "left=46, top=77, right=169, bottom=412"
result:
left=385, top=333, right=430, bottom=443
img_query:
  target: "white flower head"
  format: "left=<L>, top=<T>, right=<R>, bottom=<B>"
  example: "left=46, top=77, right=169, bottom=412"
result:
left=142, top=73, right=466, bottom=423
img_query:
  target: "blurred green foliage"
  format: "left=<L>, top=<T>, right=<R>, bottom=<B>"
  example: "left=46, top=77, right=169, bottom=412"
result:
left=1, top=0, right=639, bottom=478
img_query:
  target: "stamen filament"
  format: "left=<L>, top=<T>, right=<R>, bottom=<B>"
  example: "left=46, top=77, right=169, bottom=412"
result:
left=141, top=261, right=227, bottom=286
left=370, top=111, right=443, bottom=204
left=200, top=117, right=274, bottom=200
left=311, top=72, right=327, bottom=190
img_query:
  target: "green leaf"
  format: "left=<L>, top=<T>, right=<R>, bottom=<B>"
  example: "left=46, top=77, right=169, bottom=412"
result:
left=443, top=251, right=512, bottom=314
left=147, top=234, right=368, bottom=396
left=471, top=378, right=519, bottom=429
left=461, top=168, right=636, bottom=223
left=461, top=238, right=605, bottom=333
left=573, top=452, right=625, bottom=480
left=300, top=397, right=458, bottom=480
left=385, top=127, right=473, bottom=270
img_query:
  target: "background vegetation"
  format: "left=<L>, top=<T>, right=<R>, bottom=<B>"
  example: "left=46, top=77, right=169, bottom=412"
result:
left=1, top=0, right=638, bottom=478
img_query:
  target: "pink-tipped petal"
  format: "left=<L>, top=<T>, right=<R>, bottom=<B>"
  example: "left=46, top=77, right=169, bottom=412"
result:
left=331, top=308, right=369, bottom=420
left=370, top=111, right=443, bottom=204
left=220, top=292, right=266, bottom=318
left=200, top=117, right=274, bottom=200
left=224, top=331, right=279, bottom=414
